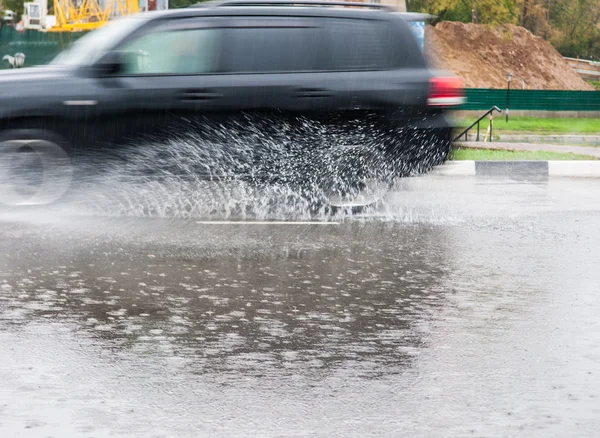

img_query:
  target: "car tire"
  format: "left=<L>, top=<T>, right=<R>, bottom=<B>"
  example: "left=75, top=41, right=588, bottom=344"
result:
left=0, top=129, right=73, bottom=206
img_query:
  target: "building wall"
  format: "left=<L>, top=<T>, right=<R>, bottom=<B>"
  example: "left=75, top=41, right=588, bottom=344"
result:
left=139, top=0, right=169, bottom=11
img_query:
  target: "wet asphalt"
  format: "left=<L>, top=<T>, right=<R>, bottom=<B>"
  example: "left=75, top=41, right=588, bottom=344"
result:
left=1, top=175, right=600, bottom=437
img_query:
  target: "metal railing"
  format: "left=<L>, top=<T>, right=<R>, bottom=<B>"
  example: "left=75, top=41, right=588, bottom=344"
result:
left=564, top=57, right=600, bottom=81
left=453, top=106, right=502, bottom=142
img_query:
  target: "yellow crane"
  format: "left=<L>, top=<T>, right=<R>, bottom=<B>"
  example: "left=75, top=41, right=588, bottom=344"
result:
left=48, top=0, right=139, bottom=32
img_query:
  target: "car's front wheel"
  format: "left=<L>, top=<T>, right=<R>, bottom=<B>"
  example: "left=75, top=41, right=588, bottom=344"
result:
left=0, top=130, right=73, bottom=206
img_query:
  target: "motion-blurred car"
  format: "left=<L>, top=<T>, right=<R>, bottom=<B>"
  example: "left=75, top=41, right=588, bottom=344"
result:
left=0, top=0, right=463, bottom=205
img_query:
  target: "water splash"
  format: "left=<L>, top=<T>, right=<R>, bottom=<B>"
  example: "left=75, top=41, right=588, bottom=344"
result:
left=6, top=113, right=451, bottom=220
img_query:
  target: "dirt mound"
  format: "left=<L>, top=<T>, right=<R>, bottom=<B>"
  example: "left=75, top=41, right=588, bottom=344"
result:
left=425, top=22, right=594, bottom=90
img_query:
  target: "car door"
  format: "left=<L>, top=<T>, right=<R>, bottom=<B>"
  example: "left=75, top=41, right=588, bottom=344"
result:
left=214, top=18, right=334, bottom=179
left=317, top=16, right=425, bottom=116
left=91, top=17, right=234, bottom=147
left=216, top=15, right=414, bottom=183
left=220, top=18, right=333, bottom=115
left=218, top=16, right=411, bottom=138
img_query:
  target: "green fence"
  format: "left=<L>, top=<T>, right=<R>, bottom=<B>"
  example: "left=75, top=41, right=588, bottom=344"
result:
left=461, top=88, right=600, bottom=112
left=0, top=26, right=84, bottom=68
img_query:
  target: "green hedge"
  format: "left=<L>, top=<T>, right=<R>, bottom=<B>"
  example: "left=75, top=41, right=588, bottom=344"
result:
left=461, top=89, right=600, bottom=112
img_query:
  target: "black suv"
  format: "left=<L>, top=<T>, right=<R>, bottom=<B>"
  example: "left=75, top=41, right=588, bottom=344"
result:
left=0, top=1, right=463, bottom=206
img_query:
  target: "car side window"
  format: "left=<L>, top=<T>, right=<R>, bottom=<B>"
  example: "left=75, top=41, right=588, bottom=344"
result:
left=225, top=26, right=321, bottom=73
left=325, top=19, right=394, bottom=71
left=120, top=28, right=221, bottom=75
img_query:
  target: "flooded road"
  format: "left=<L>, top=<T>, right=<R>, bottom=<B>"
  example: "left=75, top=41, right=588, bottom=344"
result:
left=1, top=176, right=600, bottom=437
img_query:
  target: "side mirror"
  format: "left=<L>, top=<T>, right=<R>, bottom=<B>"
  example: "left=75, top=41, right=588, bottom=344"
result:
left=90, top=51, right=124, bottom=77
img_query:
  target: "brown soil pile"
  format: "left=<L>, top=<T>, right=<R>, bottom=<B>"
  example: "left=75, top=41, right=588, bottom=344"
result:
left=425, top=22, right=594, bottom=90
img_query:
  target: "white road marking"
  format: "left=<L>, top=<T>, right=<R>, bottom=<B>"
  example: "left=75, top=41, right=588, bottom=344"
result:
left=195, top=221, right=339, bottom=225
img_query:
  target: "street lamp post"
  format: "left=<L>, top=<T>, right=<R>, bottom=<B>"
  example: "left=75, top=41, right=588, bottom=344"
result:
left=506, top=72, right=512, bottom=123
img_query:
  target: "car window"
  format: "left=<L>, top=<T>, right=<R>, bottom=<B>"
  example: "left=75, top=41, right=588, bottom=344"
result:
left=225, top=26, right=321, bottom=73
left=51, top=16, right=145, bottom=66
left=120, top=28, right=221, bottom=75
left=325, top=19, right=394, bottom=71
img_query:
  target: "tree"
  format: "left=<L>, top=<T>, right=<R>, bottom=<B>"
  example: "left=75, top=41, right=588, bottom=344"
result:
left=2, top=0, right=24, bottom=19
left=410, top=0, right=600, bottom=60
left=517, top=0, right=552, bottom=37
left=548, top=0, right=600, bottom=60
left=408, top=0, right=520, bottom=25
left=520, top=0, right=529, bottom=25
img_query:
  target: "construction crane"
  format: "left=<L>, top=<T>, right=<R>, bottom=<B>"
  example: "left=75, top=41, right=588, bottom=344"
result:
left=48, top=0, right=140, bottom=32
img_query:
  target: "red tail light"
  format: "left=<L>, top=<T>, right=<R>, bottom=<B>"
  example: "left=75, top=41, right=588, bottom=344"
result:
left=427, top=76, right=465, bottom=107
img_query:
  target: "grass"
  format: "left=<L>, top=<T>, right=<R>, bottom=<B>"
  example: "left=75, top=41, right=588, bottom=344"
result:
left=455, top=116, right=600, bottom=134
left=450, top=147, right=598, bottom=161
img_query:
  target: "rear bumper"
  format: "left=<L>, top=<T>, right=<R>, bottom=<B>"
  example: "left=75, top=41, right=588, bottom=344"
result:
left=404, top=112, right=456, bottom=130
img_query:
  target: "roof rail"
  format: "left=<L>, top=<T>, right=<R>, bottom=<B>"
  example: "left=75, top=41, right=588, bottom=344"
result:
left=204, top=0, right=395, bottom=11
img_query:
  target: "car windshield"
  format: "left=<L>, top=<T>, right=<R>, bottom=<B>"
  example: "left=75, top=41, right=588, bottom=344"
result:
left=51, top=16, right=144, bottom=66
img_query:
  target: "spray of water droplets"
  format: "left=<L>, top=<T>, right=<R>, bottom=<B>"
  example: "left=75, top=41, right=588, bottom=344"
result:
left=66, top=113, right=451, bottom=220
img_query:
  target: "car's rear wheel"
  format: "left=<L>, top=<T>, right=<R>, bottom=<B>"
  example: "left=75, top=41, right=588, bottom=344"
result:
left=0, top=130, right=73, bottom=206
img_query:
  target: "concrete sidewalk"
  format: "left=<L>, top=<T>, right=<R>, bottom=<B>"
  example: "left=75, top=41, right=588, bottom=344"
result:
left=460, top=134, right=600, bottom=146
left=455, top=141, right=600, bottom=159
left=495, top=134, right=600, bottom=146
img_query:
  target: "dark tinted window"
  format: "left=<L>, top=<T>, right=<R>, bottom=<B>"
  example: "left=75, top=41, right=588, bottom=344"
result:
left=325, top=19, right=396, bottom=71
left=226, top=26, right=321, bottom=73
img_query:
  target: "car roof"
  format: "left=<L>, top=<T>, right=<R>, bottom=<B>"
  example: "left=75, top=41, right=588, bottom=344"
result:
left=144, top=1, right=404, bottom=21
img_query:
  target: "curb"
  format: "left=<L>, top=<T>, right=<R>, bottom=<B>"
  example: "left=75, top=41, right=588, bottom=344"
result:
left=431, top=161, right=600, bottom=177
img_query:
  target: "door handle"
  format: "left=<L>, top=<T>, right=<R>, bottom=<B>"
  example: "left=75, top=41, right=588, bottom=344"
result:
left=293, top=88, right=333, bottom=99
left=176, top=89, right=223, bottom=101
